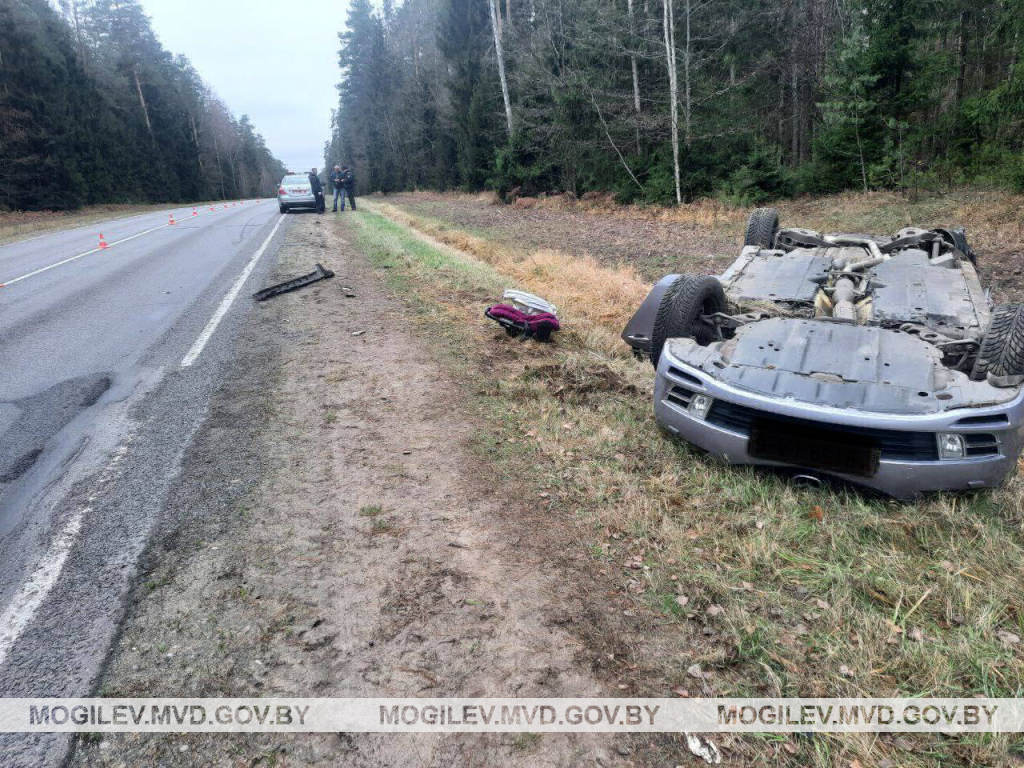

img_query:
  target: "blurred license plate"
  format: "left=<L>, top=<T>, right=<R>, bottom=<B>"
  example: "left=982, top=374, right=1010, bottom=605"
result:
left=749, top=419, right=880, bottom=477
left=291, top=188, right=307, bottom=194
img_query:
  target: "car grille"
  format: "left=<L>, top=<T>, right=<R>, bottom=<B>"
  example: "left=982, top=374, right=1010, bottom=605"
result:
left=703, top=399, right=942, bottom=461
left=964, top=433, right=999, bottom=457
left=665, top=385, right=695, bottom=410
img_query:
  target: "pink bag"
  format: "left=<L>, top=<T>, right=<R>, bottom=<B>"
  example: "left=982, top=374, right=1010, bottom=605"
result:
left=485, top=304, right=561, bottom=342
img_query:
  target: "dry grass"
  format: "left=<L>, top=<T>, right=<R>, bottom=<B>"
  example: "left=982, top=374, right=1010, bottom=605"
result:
left=367, top=201, right=650, bottom=357
left=483, top=186, right=1024, bottom=245
left=351, top=204, right=1024, bottom=767
left=774, top=188, right=1024, bottom=258
left=509, top=190, right=743, bottom=231
left=391, top=186, right=1024, bottom=297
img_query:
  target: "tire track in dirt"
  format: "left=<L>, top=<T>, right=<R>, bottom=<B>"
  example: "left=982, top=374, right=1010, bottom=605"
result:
left=258, top=215, right=619, bottom=765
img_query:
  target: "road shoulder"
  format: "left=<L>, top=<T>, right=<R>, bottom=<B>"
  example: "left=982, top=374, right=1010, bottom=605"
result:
left=72, top=214, right=623, bottom=767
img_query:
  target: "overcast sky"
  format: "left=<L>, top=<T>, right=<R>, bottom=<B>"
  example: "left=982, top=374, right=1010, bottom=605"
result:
left=140, top=0, right=350, bottom=174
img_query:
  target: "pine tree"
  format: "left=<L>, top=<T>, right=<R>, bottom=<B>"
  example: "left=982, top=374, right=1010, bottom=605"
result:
left=0, top=0, right=284, bottom=211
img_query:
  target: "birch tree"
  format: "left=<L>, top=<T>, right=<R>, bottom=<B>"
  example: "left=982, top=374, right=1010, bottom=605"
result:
left=663, top=0, right=681, bottom=203
left=489, top=0, right=514, bottom=136
left=627, top=0, right=641, bottom=114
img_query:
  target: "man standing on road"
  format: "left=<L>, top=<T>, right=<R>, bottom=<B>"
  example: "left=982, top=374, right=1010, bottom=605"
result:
left=309, top=168, right=325, bottom=214
left=330, top=165, right=345, bottom=212
left=341, top=165, right=357, bottom=211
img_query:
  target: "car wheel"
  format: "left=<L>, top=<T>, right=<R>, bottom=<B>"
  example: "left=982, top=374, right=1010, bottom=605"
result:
left=744, top=207, right=780, bottom=248
left=650, top=275, right=727, bottom=367
left=971, top=303, right=1024, bottom=381
left=279, top=205, right=287, bottom=214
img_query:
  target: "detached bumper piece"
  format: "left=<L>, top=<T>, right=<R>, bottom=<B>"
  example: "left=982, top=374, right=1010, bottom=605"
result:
left=485, top=304, right=561, bottom=342
left=253, top=263, right=334, bottom=301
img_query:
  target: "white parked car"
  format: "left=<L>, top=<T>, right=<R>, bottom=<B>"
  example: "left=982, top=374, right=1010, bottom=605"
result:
left=277, top=174, right=317, bottom=213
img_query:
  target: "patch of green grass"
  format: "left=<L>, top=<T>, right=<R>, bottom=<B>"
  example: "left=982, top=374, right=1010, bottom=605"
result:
left=355, top=208, right=504, bottom=292
left=371, top=517, right=394, bottom=535
left=359, top=505, right=383, bottom=517
left=511, top=732, right=542, bottom=751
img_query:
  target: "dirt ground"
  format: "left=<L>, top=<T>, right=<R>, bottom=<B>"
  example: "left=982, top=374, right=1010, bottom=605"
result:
left=71, top=215, right=634, bottom=766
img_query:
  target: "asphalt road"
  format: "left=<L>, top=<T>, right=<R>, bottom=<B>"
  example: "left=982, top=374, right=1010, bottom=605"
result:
left=0, top=200, right=293, bottom=766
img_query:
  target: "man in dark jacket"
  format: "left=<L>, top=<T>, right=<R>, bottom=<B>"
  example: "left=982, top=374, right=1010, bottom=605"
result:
left=308, top=168, right=325, bottom=213
left=341, top=165, right=356, bottom=211
left=329, top=165, right=344, bottom=212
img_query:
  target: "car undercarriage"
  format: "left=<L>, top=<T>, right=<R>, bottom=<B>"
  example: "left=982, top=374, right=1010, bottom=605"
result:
left=622, top=208, right=1024, bottom=497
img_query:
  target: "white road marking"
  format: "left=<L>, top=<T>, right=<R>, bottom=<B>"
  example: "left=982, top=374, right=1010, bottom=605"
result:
left=0, top=204, right=219, bottom=253
left=1, top=221, right=175, bottom=287
left=0, top=200, right=262, bottom=287
left=0, top=211, right=159, bottom=252
left=180, top=213, right=286, bottom=368
left=0, top=508, right=87, bottom=668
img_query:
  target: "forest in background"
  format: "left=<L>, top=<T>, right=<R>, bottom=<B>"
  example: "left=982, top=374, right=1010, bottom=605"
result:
left=0, top=0, right=286, bottom=211
left=325, top=0, right=1024, bottom=205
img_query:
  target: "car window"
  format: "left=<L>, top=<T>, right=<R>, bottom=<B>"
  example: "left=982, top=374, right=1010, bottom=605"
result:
left=282, top=175, right=307, bottom=184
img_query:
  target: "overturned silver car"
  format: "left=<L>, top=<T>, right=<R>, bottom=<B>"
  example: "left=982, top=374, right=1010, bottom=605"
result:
left=623, top=208, right=1024, bottom=498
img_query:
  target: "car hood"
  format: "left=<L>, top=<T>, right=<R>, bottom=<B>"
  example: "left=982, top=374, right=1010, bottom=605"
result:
left=667, top=318, right=1017, bottom=414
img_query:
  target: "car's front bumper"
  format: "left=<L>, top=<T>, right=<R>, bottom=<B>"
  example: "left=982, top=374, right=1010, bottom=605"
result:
left=654, top=344, right=1024, bottom=498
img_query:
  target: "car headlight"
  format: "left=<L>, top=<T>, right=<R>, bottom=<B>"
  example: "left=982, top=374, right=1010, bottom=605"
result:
left=938, top=433, right=965, bottom=459
left=689, top=394, right=714, bottom=420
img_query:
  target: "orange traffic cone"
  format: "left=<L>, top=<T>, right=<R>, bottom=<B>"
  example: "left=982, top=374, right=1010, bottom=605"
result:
left=169, top=213, right=177, bottom=226
left=192, top=207, right=198, bottom=217
left=223, top=203, right=228, bottom=209
left=99, top=233, right=109, bottom=249
left=209, top=206, right=215, bottom=212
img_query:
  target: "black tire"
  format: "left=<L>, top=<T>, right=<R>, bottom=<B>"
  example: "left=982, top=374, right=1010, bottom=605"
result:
left=971, top=303, right=1024, bottom=381
left=744, top=207, right=780, bottom=248
left=650, top=275, right=727, bottom=367
left=279, top=205, right=287, bottom=214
